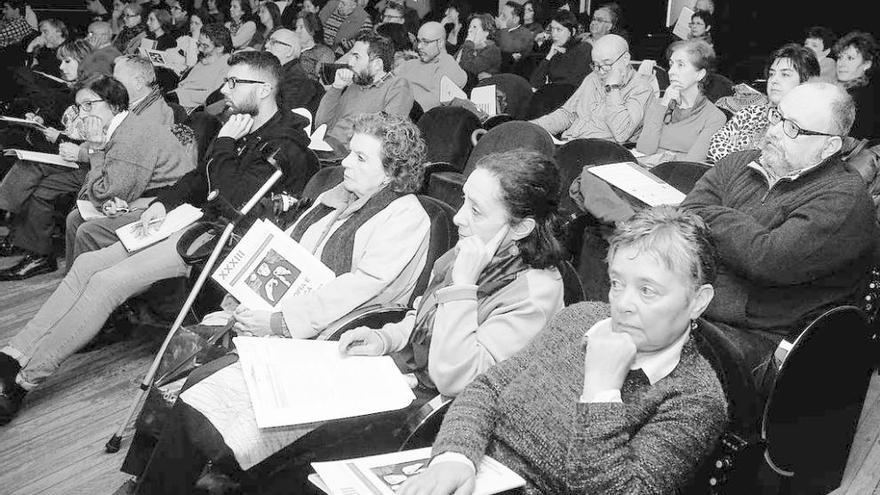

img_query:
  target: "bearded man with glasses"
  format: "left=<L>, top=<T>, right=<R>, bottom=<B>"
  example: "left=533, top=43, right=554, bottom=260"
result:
left=169, top=22, right=232, bottom=109
left=682, top=82, right=878, bottom=397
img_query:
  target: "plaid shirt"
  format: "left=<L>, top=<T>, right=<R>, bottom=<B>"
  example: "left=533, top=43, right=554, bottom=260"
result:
left=0, top=17, right=35, bottom=48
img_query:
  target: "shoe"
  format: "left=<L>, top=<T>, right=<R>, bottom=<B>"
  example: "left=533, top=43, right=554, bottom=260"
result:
left=0, top=383, right=26, bottom=426
left=0, top=253, right=58, bottom=281
left=0, top=236, right=23, bottom=257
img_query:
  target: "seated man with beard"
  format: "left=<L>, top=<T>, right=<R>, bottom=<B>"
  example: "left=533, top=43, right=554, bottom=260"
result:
left=315, top=32, right=414, bottom=154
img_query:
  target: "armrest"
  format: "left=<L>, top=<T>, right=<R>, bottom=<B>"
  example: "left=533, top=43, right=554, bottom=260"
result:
left=399, top=394, right=454, bottom=451
left=317, top=304, right=412, bottom=341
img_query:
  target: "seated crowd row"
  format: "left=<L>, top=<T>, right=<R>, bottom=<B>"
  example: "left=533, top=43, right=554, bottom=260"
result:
left=0, top=0, right=878, bottom=494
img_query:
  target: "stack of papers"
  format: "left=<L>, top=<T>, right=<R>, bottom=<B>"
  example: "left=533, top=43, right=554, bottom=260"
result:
left=587, top=162, right=686, bottom=206
left=4, top=149, right=76, bottom=168
left=0, top=116, right=47, bottom=131
left=310, top=447, right=526, bottom=495
left=235, top=337, right=416, bottom=428
left=440, top=76, right=497, bottom=116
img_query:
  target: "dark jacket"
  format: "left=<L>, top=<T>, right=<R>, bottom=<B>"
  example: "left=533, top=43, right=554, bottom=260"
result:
left=156, top=109, right=319, bottom=220
left=848, top=82, right=879, bottom=140
left=682, top=149, right=878, bottom=336
left=529, top=39, right=591, bottom=89
left=456, top=40, right=501, bottom=78
left=278, top=59, right=323, bottom=116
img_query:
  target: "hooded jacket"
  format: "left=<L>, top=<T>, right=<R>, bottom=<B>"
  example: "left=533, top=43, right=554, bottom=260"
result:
left=155, top=109, right=318, bottom=220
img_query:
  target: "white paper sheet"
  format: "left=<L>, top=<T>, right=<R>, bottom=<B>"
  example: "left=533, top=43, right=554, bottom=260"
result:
left=76, top=199, right=104, bottom=220
left=0, top=116, right=46, bottom=131
left=439, top=75, right=467, bottom=103
left=115, top=203, right=203, bottom=252
left=4, top=149, right=76, bottom=168
left=235, top=337, right=416, bottom=429
left=672, top=6, right=694, bottom=39
left=312, top=447, right=526, bottom=495
left=588, top=162, right=686, bottom=206
left=470, top=85, right=497, bottom=116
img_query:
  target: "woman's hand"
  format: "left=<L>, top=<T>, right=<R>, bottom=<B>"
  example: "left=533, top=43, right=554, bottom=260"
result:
left=545, top=44, right=565, bottom=60
left=661, top=84, right=682, bottom=107
left=58, top=142, right=81, bottom=162
left=232, top=306, right=274, bottom=337
left=398, top=462, right=476, bottom=495
left=338, top=326, right=385, bottom=356
left=42, top=127, right=62, bottom=143
left=451, top=226, right=508, bottom=286
left=580, top=319, right=637, bottom=401
left=82, top=115, right=104, bottom=142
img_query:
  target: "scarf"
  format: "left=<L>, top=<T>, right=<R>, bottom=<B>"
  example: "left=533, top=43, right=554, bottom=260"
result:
left=130, top=87, right=163, bottom=116
left=289, top=184, right=402, bottom=274
left=391, top=245, right=529, bottom=391
left=666, top=93, right=709, bottom=125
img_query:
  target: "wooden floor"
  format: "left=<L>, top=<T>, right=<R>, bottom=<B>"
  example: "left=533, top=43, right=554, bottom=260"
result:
left=1, top=253, right=880, bottom=494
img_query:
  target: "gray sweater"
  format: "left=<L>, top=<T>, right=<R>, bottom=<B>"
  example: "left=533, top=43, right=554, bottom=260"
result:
left=432, top=301, right=728, bottom=495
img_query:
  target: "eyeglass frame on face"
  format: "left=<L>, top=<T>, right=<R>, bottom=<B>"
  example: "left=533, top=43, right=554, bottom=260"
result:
left=591, top=50, right=626, bottom=72
left=124, top=12, right=140, bottom=18
left=591, top=15, right=613, bottom=24
left=383, top=12, right=403, bottom=20
left=767, top=107, right=838, bottom=139
left=265, top=37, right=292, bottom=48
left=196, top=40, right=212, bottom=50
left=417, top=37, right=442, bottom=46
left=223, top=76, right=268, bottom=89
left=77, top=99, right=104, bottom=112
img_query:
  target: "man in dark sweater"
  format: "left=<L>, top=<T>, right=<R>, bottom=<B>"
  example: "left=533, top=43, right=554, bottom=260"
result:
left=681, top=82, right=878, bottom=382
left=0, top=52, right=318, bottom=424
left=264, top=28, right=323, bottom=116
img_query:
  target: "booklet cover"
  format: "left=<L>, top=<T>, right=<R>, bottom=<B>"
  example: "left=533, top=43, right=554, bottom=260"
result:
left=311, top=447, right=526, bottom=495
left=588, top=161, right=686, bottom=206
left=211, top=219, right=335, bottom=311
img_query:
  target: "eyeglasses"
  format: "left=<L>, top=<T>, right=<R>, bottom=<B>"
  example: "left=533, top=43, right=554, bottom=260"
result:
left=223, top=77, right=267, bottom=89
left=416, top=37, right=442, bottom=46
left=383, top=13, right=403, bottom=20
left=767, top=108, right=838, bottom=139
left=196, top=41, right=211, bottom=49
left=590, top=50, right=626, bottom=72
left=265, top=38, right=292, bottom=48
left=688, top=21, right=704, bottom=27
left=77, top=99, right=104, bottom=112
left=124, top=13, right=140, bottom=18
left=592, top=16, right=613, bottom=24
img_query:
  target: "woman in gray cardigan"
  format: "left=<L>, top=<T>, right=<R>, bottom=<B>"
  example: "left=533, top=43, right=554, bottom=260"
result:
left=400, top=206, right=728, bottom=495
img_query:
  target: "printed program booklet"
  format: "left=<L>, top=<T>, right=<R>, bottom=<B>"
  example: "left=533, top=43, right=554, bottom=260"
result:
left=310, top=447, right=526, bottom=495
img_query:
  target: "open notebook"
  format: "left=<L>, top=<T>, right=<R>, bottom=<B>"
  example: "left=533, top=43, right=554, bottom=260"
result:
left=4, top=149, right=76, bottom=168
left=115, top=203, right=203, bottom=252
left=310, top=447, right=526, bottom=495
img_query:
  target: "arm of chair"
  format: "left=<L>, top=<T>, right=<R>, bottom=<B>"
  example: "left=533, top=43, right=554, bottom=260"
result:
left=317, top=304, right=412, bottom=341
left=399, top=394, right=454, bottom=451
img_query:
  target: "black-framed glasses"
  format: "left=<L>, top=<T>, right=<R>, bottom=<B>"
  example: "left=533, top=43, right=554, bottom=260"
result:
left=591, top=50, right=626, bottom=72
left=124, top=13, right=140, bottom=18
left=767, top=107, right=838, bottom=139
left=591, top=16, right=613, bottom=24
left=223, top=77, right=267, bottom=89
left=416, top=37, right=442, bottom=46
left=265, top=38, right=292, bottom=48
left=77, top=99, right=104, bottom=112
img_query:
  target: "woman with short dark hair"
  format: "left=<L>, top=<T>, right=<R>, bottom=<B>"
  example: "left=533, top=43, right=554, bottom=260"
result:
left=295, top=10, right=335, bottom=80
left=834, top=30, right=879, bottom=139
left=145, top=8, right=176, bottom=49
left=113, top=2, right=147, bottom=54
left=454, top=13, right=500, bottom=80
left=804, top=26, right=837, bottom=83
left=529, top=10, right=590, bottom=93
left=398, top=206, right=727, bottom=495
left=708, top=43, right=819, bottom=163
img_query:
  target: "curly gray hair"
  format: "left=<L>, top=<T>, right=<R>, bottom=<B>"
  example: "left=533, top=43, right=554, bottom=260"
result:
left=351, top=112, right=426, bottom=194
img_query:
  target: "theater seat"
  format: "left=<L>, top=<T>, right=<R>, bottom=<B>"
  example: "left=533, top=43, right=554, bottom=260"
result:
left=300, top=165, right=343, bottom=201
left=425, top=171, right=465, bottom=211
left=554, top=138, right=636, bottom=218
left=475, top=73, right=533, bottom=120
left=417, top=106, right=482, bottom=173
left=463, top=121, right=555, bottom=176
left=650, top=161, right=711, bottom=194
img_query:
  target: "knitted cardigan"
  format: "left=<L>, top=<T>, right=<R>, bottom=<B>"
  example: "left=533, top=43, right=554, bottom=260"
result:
left=433, top=301, right=728, bottom=495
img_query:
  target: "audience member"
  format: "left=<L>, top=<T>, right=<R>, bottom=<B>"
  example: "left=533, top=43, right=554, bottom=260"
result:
left=578, top=2, right=620, bottom=45
left=454, top=13, right=500, bottom=81
left=694, top=0, right=715, bottom=15
left=113, top=2, right=147, bottom=54
left=24, top=19, right=69, bottom=75
left=804, top=26, right=837, bottom=83
left=114, top=54, right=175, bottom=124
left=708, top=44, right=819, bottom=163
left=84, top=20, right=123, bottom=76
left=319, top=0, right=372, bottom=56
left=494, top=1, right=533, bottom=68
left=0, top=74, right=194, bottom=282
left=145, top=9, right=176, bottom=50
left=374, top=0, right=429, bottom=20
left=376, top=22, right=417, bottom=68
left=315, top=32, right=414, bottom=152
left=522, top=0, right=542, bottom=36
left=85, top=0, right=111, bottom=22
left=265, top=27, right=322, bottom=114
left=531, top=34, right=653, bottom=143
left=170, top=22, right=231, bottom=108
left=834, top=31, right=879, bottom=139
left=128, top=113, right=436, bottom=494
left=398, top=21, right=466, bottom=111
left=682, top=82, right=877, bottom=390
left=0, top=52, right=319, bottom=424
left=225, top=0, right=258, bottom=49
left=295, top=11, right=335, bottom=81
left=255, top=1, right=280, bottom=48
left=340, top=148, right=565, bottom=396
left=379, top=2, right=405, bottom=27
left=166, top=0, right=190, bottom=38
left=529, top=11, right=590, bottom=95
left=0, top=0, right=35, bottom=49
left=688, top=10, right=713, bottom=48
left=203, top=0, right=226, bottom=24
left=636, top=39, right=726, bottom=163
left=168, top=11, right=204, bottom=72
left=399, top=206, right=726, bottom=495
left=439, top=0, right=468, bottom=54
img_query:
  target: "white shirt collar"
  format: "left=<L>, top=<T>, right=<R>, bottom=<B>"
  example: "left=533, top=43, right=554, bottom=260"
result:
left=105, top=110, right=130, bottom=142
left=586, top=317, right=690, bottom=385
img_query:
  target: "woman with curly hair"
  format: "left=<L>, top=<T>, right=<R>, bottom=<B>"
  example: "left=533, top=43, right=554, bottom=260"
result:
left=834, top=31, right=879, bottom=139
left=125, top=111, right=434, bottom=495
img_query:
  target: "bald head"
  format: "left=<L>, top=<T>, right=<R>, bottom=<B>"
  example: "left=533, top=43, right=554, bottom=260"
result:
left=591, top=33, right=628, bottom=61
left=417, top=22, right=446, bottom=62
left=266, top=28, right=302, bottom=65
left=780, top=82, right=855, bottom=135
left=88, top=21, right=112, bottom=48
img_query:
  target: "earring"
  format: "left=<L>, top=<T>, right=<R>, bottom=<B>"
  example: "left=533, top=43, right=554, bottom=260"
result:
left=689, top=320, right=698, bottom=332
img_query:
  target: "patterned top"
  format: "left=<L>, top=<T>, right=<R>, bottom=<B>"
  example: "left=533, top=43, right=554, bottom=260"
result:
left=0, top=17, right=35, bottom=48
left=707, top=103, right=771, bottom=164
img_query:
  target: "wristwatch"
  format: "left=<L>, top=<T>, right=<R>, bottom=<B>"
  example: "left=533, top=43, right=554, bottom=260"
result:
left=605, top=84, right=622, bottom=93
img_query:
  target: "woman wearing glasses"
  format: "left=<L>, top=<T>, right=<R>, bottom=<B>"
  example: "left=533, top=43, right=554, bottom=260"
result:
left=687, top=11, right=713, bottom=48
left=170, top=22, right=232, bottom=109
left=636, top=39, right=726, bottom=164
left=112, top=2, right=147, bottom=54
left=707, top=44, right=819, bottom=164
